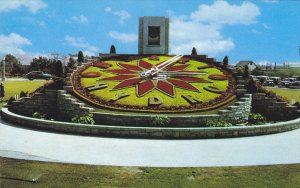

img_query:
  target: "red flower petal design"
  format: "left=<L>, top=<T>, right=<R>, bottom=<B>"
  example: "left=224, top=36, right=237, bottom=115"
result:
left=156, top=80, right=175, bottom=97
left=203, top=86, right=224, bottom=94
left=118, top=63, right=143, bottom=71
left=166, top=64, right=189, bottom=71
left=93, top=62, right=112, bottom=68
left=113, top=78, right=142, bottom=90
left=102, top=75, right=136, bottom=81
left=137, top=80, right=155, bottom=97
left=106, top=69, right=136, bottom=75
left=139, top=60, right=153, bottom=70
left=208, top=74, right=228, bottom=80
left=167, top=79, right=199, bottom=92
left=173, top=76, right=212, bottom=83
left=81, top=72, right=101, bottom=78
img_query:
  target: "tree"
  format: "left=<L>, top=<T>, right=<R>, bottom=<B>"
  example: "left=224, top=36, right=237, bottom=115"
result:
left=67, top=57, right=76, bottom=69
left=5, top=54, right=23, bottom=75
left=78, top=51, right=84, bottom=66
left=222, top=56, right=228, bottom=67
left=244, top=65, right=249, bottom=79
left=191, top=47, right=197, bottom=55
left=53, top=60, right=65, bottom=77
left=110, top=45, right=116, bottom=54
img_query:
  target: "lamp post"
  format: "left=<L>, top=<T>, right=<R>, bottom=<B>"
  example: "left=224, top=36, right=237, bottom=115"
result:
left=2, top=56, right=6, bottom=81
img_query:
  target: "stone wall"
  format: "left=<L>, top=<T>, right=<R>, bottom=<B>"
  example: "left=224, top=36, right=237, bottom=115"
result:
left=252, top=93, right=300, bottom=120
left=92, top=94, right=252, bottom=127
left=8, top=90, right=58, bottom=117
left=8, top=90, right=93, bottom=120
left=2, top=108, right=299, bottom=139
left=8, top=88, right=252, bottom=126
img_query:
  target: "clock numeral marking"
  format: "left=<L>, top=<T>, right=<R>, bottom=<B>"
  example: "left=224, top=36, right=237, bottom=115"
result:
left=148, top=96, right=163, bottom=106
left=181, top=94, right=201, bottom=104
left=86, top=83, right=108, bottom=91
left=110, top=92, right=130, bottom=102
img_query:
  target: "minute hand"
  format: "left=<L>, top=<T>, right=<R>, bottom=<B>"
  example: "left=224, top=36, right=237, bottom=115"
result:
left=150, top=54, right=183, bottom=76
left=157, top=71, right=207, bottom=75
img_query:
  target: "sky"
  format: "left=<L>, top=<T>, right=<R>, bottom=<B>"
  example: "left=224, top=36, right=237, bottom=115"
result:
left=0, top=0, right=299, bottom=65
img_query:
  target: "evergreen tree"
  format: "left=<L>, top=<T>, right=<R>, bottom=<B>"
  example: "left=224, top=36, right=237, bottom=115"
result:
left=110, top=45, right=116, bottom=54
left=78, top=51, right=84, bottom=66
left=53, top=60, right=65, bottom=77
left=191, top=47, right=197, bottom=55
left=67, top=57, right=76, bottom=69
left=223, top=56, right=228, bottom=67
left=244, top=65, right=249, bottom=79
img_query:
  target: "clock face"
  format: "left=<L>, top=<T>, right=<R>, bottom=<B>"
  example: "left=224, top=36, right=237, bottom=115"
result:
left=72, top=55, right=236, bottom=112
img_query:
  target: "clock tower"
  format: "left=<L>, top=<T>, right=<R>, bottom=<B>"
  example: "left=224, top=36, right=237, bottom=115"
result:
left=138, top=16, right=169, bottom=55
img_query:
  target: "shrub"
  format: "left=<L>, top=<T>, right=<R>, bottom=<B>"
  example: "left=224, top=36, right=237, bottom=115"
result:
left=7, top=97, right=16, bottom=105
left=32, top=112, right=46, bottom=119
left=19, top=91, right=28, bottom=98
left=151, top=115, right=170, bottom=126
left=72, top=113, right=95, bottom=125
left=248, top=113, right=267, bottom=125
left=205, top=120, right=232, bottom=127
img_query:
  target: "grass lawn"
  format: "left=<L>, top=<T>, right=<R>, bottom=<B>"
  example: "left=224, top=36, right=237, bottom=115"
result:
left=267, top=87, right=300, bottom=103
left=0, top=80, right=48, bottom=107
left=0, top=157, right=299, bottom=187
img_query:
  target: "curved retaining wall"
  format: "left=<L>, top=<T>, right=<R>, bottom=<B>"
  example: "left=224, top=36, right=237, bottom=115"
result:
left=2, top=108, right=300, bottom=139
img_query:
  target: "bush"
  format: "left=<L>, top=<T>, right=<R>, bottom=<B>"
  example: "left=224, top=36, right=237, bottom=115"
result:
left=151, top=115, right=170, bottom=126
left=72, top=113, right=95, bottom=125
left=19, top=91, right=28, bottom=98
left=7, top=97, right=16, bottom=105
left=248, top=113, right=266, bottom=125
left=32, top=112, right=46, bottom=119
left=205, top=120, right=232, bottom=127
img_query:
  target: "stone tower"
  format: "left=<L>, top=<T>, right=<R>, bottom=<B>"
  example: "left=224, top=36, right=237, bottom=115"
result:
left=138, top=16, right=169, bottom=55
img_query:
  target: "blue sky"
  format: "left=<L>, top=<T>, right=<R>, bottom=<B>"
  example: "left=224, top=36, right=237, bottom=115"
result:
left=0, top=0, right=299, bottom=65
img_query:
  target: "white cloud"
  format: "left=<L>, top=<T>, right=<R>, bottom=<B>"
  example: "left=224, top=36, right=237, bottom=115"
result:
left=190, top=1, right=260, bottom=26
left=104, top=7, right=131, bottom=25
left=37, top=21, right=46, bottom=28
left=262, top=0, right=278, bottom=3
left=251, top=29, right=261, bottom=34
left=109, top=31, right=137, bottom=43
left=64, top=35, right=99, bottom=56
left=256, top=60, right=272, bottom=66
left=169, top=1, right=260, bottom=56
left=0, top=33, right=32, bottom=55
left=0, top=0, right=47, bottom=13
left=263, top=23, right=271, bottom=29
left=71, top=15, right=88, bottom=24
left=105, top=7, right=111, bottom=12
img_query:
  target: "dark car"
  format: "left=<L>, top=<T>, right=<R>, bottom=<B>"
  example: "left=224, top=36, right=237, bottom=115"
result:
left=25, top=71, right=52, bottom=80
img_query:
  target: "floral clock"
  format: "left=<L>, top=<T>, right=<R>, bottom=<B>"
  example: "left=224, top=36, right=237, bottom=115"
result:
left=72, top=55, right=236, bottom=112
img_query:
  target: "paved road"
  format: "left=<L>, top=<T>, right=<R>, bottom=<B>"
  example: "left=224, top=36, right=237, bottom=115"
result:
left=0, top=118, right=299, bottom=167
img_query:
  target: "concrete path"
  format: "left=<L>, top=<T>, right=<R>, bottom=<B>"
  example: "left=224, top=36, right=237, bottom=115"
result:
left=0, top=118, right=299, bottom=167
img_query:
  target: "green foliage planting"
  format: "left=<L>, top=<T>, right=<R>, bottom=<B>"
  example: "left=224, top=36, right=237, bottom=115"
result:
left=32, top=112, right=46, bottom=119
left=248, top=113, right=267, bottom=125
left=151, top=115, right=170, bottom=126
left=205, top=120, right=232, bottom=127
left=71, top=113, right=95, bottom=125
left=78, top=51, right=84, bottom=66
left=110, top=45, right=116, bottom=54
left=191, top=47, right=197, bottom=55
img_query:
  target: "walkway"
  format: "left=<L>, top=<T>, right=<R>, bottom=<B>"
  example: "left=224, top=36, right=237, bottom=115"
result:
left=0, top=118, right=299, bottom=167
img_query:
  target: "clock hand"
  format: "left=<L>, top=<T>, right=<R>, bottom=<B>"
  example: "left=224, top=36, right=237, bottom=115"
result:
left=150, top=54, right=183, bottom=76
left=157, top=71, right=207, bottom=75
left=140, top=54, right=183, bottom=78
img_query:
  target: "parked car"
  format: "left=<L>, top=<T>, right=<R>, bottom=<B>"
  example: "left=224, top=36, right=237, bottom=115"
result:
left=25, top=71, right=52, bottom=80
left=263, top=80, right=275, bottom=87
